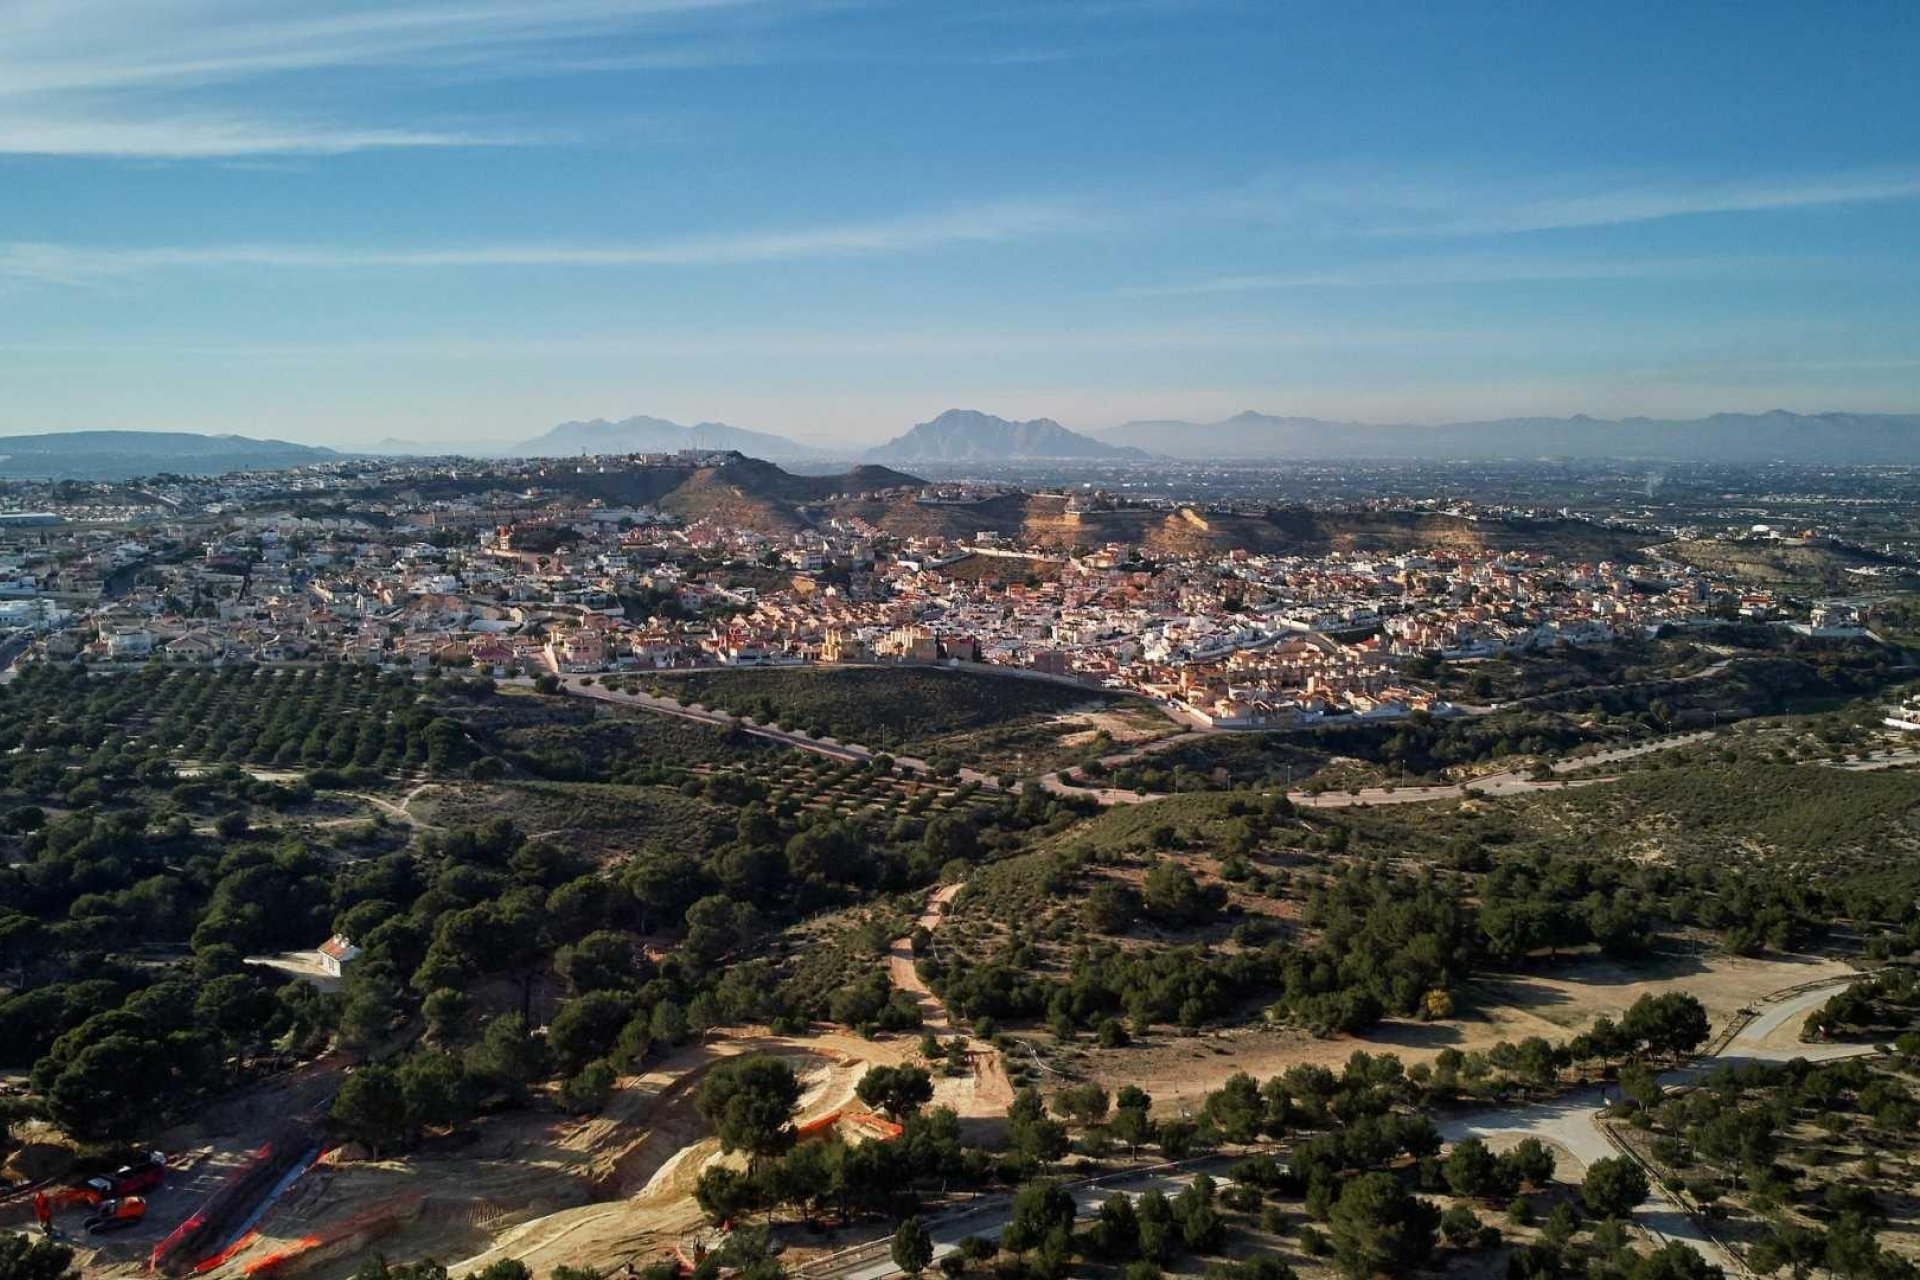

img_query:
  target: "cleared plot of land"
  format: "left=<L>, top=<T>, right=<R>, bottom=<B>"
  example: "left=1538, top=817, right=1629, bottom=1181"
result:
left=213, top=1028, right=996, bottom=1280
left=1066, top=951, right=1854, bottom=1114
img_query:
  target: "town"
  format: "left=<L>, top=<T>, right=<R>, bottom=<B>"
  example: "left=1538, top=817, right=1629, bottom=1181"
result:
left=0, top=452, right=1885, bottom=736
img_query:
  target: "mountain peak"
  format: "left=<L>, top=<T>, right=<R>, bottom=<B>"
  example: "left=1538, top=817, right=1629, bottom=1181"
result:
left=514, top=414, right=821, bottom=460
left=868, top=410, right=1149, bottom=463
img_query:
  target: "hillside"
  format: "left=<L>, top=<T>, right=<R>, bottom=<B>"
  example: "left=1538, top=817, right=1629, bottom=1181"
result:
left=868, top=409, right=1148, bottom=462
left=827, top=491, right=1654, bottom=559
left=1095, top=408, right=1920, bottom=463
left=0, top=430, right=343, bottom=479
left=1658, top=536, right=1912, bottom=591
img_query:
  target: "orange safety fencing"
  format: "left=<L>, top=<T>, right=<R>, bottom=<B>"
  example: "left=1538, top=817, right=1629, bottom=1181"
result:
left=190, top=1230, right=260, bottom=1274
left=235, top=1194, right=424, bottom=1280
left=794, top=1108, right=902, bottom=1144
left=793, top=1109, right=843, bottom=1141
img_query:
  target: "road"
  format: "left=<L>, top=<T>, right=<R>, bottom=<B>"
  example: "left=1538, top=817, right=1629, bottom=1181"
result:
left=1050, top=728, right=1723, bottom=810
left=1439, top=974, right=1871, bottom=1275
left=518, top=676, right=1005, bottom=790
left=810, top=1162, right=1234, bottom=1280
left=537, top=676, right=1773, bottom=813
left=812, top=974, right=1868, bottom=1280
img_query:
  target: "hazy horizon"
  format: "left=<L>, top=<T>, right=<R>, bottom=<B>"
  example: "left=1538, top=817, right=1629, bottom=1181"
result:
left=4, top=1, right=1918, bottom=448
left=8, top=402, right=1920, bottom=455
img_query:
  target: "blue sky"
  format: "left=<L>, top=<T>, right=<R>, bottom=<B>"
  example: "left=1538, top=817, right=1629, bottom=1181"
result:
left=2, top=0, right=1918, bottom=448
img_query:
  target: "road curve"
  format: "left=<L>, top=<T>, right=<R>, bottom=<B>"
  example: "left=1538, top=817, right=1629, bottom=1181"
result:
left=1440, top=973, right=1871, bottom=1274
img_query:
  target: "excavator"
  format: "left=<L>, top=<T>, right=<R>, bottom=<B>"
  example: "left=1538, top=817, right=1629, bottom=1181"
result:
left=82, top=1197, right=149, bottom=1234
left=32, top=1155, right=163, bottom=1236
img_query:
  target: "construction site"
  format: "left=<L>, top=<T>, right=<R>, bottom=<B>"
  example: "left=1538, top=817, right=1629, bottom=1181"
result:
left=0, top=1017, right=1010, bottom=1280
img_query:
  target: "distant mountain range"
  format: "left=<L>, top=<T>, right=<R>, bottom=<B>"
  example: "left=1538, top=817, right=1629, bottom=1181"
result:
left=513, top=414, right=824, bottom=461
left=867, top=409, right=1148, bottom=463
left=1094, top=409, right=1920, bottom=464
left=0, top=431, right=342, bottom=480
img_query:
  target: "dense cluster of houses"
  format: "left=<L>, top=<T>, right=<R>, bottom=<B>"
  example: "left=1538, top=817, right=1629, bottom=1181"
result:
left=0, top=462, right=1854, bottom=728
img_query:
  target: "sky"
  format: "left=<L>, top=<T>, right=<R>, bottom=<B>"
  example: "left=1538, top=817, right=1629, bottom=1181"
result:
left=2, top=0, right=1919, bottom=449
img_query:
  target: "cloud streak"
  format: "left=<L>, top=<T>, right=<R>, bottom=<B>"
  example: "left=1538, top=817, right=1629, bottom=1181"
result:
left=1269, top=168, right=1920, bottom=237
left=0, top=200, right=1090, bottom=283
left=0, top=0, right=778, bottom=157
left=1116, top=252, right=1829, bottom=297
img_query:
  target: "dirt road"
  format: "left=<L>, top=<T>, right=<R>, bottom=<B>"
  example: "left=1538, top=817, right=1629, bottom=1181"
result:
left=885, top=883, right=1012, bottom=1113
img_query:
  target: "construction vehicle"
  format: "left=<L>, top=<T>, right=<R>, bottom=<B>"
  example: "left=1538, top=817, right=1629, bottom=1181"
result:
left=83, top=1197, right=148, bottom=1234
left=86, top=1150, right=166, bottom=1199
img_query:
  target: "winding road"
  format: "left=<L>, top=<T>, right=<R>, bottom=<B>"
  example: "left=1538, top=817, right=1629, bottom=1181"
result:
left=811, top=973, right=1870, bottom=1280
left=1439, top=974, right=1872, bottom=1274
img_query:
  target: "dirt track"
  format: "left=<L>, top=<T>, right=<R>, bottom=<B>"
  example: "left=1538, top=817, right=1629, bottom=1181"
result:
left=211, top=1024, right=996, bottom=1280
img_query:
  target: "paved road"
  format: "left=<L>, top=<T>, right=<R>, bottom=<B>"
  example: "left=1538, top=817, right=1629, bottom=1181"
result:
left=816, top=1162, right=1234, bottom=1280
left=518, top=676, right=1005, bottom=790
left=814, top=974, right=1868, bottom=1280
left=1440, top=974, right=1871, bottom=1274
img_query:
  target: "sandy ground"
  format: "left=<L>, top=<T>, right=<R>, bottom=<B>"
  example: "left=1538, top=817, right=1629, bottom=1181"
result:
left=208, top=1021, right=1002, bottom=1280
left=1068, top=950, right=1854, bottom=1114
left=886, top=884, right=1013, bottom=1117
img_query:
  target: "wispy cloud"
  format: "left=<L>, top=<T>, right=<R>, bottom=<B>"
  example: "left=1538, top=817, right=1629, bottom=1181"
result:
left=1116, top=252, right=1820, bottom=297
left=1399, top=170, right=1920, bottom=236
left=0, top=199, right=1089, bottom=284
left=0, top=113, right=498, bottom=160
left=1234, top=166, right=1920, bottom=238
left=0, top=0, right=778, bottom=158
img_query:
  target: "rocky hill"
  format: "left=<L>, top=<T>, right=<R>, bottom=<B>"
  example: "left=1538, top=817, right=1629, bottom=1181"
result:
left=869, top=409, right=1148, bottom=462
left=514, top=414, right=823, bottom=461
left=827, top=490, right=1654, bottom=559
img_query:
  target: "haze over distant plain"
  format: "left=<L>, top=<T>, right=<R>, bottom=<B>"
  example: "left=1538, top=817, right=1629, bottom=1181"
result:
left=2, top=1, right=1917, bottom=449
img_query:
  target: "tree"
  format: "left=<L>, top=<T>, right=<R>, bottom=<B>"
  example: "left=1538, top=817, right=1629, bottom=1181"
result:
left=1581, top=1156, right=1650, bottom=1220
left=1621, top=993, right=1709, bottom=1060
left=1443, top=1139, right=1516, bottom=1201
left=1630, top=1241, right=1719, bottom=1280
left=558, top=1059, right=618, bottom=1114
left=1002, top=1181, right=1077, bottom=1253
left=472, top=1264, right=531, bottom=1280
left=857, top=1064, right=935, bottom=1122
left=1326, top=1172, right=1438, bottom=1280
left=1051, top=1082, right=1110, bottom=1127
left=332, top=1064, right=408, bottom=1158
left=422, top=988, right=470, bottom=1045
left=0, top=1235, right=77, bottom=1280
left=1204, top=1072, right=1265, bottom=1146
left=891, top=1216, right=935, bottom=1277
left=465, top=1013, right=548, bottom=1098
left=397, top=1051, right=476, bottom=1132
left=1439, top=1204, right=1482, bottom=1248
left=1747, top=1224, right=1825, bottom=1279
left=1090, top=1193, right=1141, bottom=1260
left=1503, top=1137, right=1557, bottom=1190
left=694, top=1166, right=755, bottom=1226
left=1084, top=882, right=1139, bottom=933
left=696, top=1055, right=801, bottom=1169
left=351, top=1260, right=449, bottom=1280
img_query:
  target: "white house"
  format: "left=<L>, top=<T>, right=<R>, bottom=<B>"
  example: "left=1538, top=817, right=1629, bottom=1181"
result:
left=317, top=934, right=362, bottom=977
